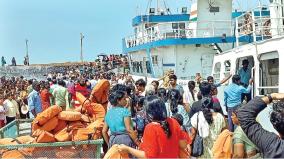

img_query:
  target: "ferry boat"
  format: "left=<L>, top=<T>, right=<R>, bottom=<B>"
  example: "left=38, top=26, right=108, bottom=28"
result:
left=123, top=0, right=283, bottom=96
left=211, top=0, right=284, bottom=133
left=123, top=0, right=270, bottom=81
left=212, top=0, right=284, bottom=100
left=123, top=0, right=284, bottom=133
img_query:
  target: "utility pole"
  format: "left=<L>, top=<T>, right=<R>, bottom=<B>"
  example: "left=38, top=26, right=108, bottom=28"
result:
left=80, top=33, right=84, bottom=63
left=25, top=39, right=29, bottom=65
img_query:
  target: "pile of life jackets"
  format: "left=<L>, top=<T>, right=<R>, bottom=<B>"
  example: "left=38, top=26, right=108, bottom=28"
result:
left=0, top=80, right=110, bottom=159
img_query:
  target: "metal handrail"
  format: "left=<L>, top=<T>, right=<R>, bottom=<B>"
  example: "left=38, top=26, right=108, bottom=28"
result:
left=235, top=4, right=284, bottom=43
left=125, top=20, right=234, bottom=48
left=257, top=86, right=279, bottom=89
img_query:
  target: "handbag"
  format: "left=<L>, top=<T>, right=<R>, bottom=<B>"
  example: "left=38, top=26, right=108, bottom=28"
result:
left=191, top=112, right=204, bottom=157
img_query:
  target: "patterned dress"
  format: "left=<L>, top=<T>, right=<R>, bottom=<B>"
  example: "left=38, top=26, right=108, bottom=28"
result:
left=191, top=112, right=226, bottom=158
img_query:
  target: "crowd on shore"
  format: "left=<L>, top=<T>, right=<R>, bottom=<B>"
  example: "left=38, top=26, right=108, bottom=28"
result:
left=0, top=58, right=284, bottom=158
left=1, top=54, right=129, bottom=72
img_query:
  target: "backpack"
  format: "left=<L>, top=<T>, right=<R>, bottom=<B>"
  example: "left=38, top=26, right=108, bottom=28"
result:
left=135, top=114, right=145, bottom=132
left=212, top=129, right=233, bottom=159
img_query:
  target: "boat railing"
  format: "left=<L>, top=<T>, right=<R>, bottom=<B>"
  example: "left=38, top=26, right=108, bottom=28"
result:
left=235, top=4, right=284, bottom=46
left=125, top=20, right=234, bottom=48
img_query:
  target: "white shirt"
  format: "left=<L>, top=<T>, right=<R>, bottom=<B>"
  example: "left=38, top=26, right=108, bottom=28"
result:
left=90, top=79, right=98, bottom=89
left=3, top=99, right=19, bottom=117
left=118, top=79, right=125, bottom=84
left=183, top=88, right=198, bottom=106
left=0, top=105, right=6, bottom=121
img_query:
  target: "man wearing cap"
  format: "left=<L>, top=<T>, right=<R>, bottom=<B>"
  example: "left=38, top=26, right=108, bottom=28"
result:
left=238, top=59, right=252, bottom=102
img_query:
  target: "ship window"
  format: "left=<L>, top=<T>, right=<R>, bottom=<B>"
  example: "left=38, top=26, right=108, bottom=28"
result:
left=213, top=62, right=221, bottom=83
left=259, top=52, right=279, bottom=95
left=146, top=61, right=152, bottom=74
left=131, top=62, right=135, bottom=72
left=172, top=23, right=178, bottom=29
left=224, top=60, right=231, bottom=77
left=139, top=61, right=143, bottom=73
left=135, top=62, right=139, bottom=73
left=152, top=55, right=158, bottom=65
left=179, top=23, right=185, bottom=29
left=134, top=28, right=137, bottom=34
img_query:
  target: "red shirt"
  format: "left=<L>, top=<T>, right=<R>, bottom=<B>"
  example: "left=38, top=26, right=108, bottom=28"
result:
left=73, top=84, right=90, bottom=107
left=40, top=89, right=52, bottom=111
left=140, top=118, right=183, bottom=158
left=74, top=84, right=90, bottom=98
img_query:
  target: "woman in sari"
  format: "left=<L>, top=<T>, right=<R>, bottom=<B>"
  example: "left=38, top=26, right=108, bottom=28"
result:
left=232, top=110, right=260, bottom=158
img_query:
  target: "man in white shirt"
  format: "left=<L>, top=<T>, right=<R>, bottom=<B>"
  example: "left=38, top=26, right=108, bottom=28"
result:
left=3, top=93, right=19, bottom=124
left=89, top=75, right=98, bottom=89
left=135, top=79, right=146, bottom=96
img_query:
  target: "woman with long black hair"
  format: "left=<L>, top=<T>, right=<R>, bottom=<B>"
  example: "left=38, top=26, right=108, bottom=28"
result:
left=102, top=90, right=135, bottom=149
left=117, top=96, right=187, bottom=158
left=167, top=89, right=190, bottom=127
left=190, top=97, right=226, bottom=158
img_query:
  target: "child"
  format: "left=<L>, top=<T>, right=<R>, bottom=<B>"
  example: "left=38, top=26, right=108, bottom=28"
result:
left=134, top=96, right=146, bottom=140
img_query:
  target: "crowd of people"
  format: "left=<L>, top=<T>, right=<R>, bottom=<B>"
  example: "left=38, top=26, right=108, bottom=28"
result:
left=1, top=53, right=129, bottom=72
left=0, top=58, right=284, bottom=158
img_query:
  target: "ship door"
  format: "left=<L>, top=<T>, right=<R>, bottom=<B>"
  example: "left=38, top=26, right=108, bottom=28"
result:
left=258, top=51, right=279, bottom=95
left=235, top=56, right=255, bottom=96
left=201, top=54, right=214, bottom=77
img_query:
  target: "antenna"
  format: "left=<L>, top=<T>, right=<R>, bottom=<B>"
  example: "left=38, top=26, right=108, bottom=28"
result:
left=145, top=0, right=170, bottom=15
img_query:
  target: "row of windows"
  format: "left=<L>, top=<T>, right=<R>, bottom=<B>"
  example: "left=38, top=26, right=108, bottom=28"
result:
left=131, top=61, right=152, bottom=74
left=130, top=55, right=160, bottom=74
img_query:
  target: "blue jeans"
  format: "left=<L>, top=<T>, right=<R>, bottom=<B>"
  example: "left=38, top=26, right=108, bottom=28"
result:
left=227, top=105, right=241, bottom=132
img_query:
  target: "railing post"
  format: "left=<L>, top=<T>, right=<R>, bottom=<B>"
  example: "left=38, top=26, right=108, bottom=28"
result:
left=212, top=21, right=215, bottom=37
left=235, top=18, right=239, bottom=47
left=252, top=11, right=257, bottom=42
left=16, top=119, right=20, bottom=137
left=150, top=28, right=153, bottom=42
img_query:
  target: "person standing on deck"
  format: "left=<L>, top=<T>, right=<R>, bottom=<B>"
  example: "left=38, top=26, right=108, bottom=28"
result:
left=238, top=59, right=252, bottom=102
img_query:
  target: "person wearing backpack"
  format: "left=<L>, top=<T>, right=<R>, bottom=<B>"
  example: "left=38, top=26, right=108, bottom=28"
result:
left=190, top=97, right=226, bottom=158
left=172, top=113, right=192, bottom=158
